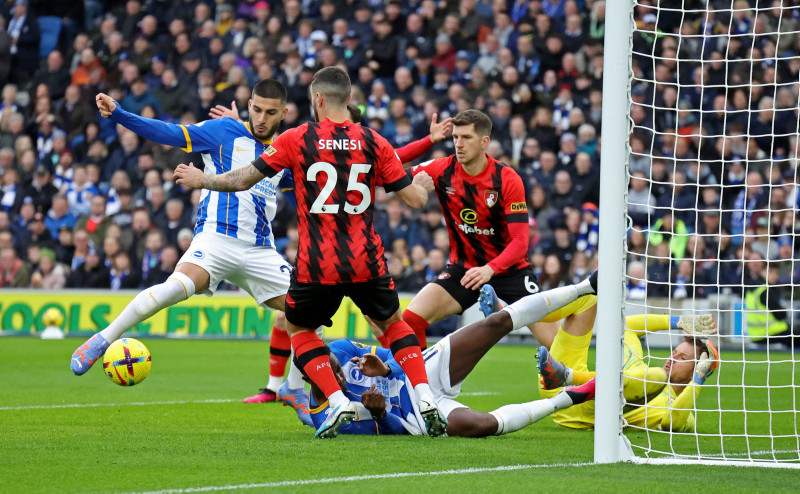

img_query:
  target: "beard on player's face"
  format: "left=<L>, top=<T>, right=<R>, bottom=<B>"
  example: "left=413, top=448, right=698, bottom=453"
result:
left=249, top=113, right=280, bottom=140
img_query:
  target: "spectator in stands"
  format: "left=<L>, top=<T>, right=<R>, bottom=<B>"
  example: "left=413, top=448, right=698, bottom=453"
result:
left=0, top=245, right=29, bottom=286
left=29, top=247, right=67, bottom=289
left=66, top=246, right=109, bottom=288
left=32, top=51, right=71, bottom=101
left=8, top=0, right=38, bottom=84
left=74, top=195, right=110, bottom=247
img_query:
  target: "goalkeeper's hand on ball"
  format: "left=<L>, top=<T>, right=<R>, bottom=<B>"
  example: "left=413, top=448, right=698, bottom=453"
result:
left=677, top=314, right=717, bottom=335
left=693, top=339, right=720, bottom=385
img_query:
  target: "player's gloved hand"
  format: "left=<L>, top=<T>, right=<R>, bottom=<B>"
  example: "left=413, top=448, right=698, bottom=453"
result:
left=692, top=339, right=719, bottom=385
left=361, top=384, right=387, bottom=419
left=412, top=170, right=435, bottom=192
left=174, top=162, right=205, bottom=189
left=677, top=314, right=717, bottom=335
left=209, top=101, right=241, bottom=121
left=351, top=353, right=391, bottom=378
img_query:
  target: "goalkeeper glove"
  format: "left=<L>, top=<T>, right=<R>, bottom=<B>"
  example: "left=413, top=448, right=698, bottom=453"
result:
left=692, top=339, right=720, bottom=385
left=675, top=314, right=717, bottom=336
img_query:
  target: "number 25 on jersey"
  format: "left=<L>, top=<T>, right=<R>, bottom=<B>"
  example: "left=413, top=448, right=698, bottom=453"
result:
left=307, top=162, right=372, bottom=215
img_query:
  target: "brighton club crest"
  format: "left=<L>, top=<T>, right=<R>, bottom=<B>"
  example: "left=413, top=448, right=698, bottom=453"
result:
left=485, top=190, right=498, bottom=208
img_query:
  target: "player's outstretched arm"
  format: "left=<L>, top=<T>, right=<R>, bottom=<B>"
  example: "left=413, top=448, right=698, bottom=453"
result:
left=174, top=162, right=265, bottom=192
left=625, top=314, right=717, bottom=336
left=96, top=92, right=190, bottom=148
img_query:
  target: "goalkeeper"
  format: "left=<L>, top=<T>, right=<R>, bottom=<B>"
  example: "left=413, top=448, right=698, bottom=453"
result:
left=534, top=294, right=719, bottom=432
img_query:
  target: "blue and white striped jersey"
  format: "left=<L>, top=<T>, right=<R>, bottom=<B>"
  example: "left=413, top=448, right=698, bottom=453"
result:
left=180, top=118, right=292, bottom=247
left=109, top=105, right=293, bottom=248
left=308, top=340, right=426, bottom=435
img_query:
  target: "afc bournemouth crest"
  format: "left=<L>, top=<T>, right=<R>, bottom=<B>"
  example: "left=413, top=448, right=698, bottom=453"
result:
left=485, top=190, right=499, bottom=208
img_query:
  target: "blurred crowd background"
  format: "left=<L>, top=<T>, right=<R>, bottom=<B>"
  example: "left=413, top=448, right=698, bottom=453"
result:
left=0, top=0, right=799, bottom=311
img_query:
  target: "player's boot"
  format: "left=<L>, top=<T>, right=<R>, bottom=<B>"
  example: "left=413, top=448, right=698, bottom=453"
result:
left=314, top=400, right=356, bottom=438
left=419, top=399, right=448, bottom=437
left=278, top=382, right=314, bottom=427
left=243, top=388, right=278, bottom=403
left=478, top=284, right=503, bottom=317
left=537, top=345, right=569, bottom=389
left=70, top=334, right=111, bottom=375
left=563, top=378, right=596, bottom=404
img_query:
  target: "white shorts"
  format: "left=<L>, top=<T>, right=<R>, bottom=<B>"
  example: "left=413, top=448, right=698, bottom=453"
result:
left=423, top=334, right=469, bottom=418
left=177, top=232, right=291, bottom=307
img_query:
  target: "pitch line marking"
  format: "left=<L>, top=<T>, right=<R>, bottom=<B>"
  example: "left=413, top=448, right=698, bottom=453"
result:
left=0, top=398, right=239, bottom=411
left=132, top=462, right=596, bottom=493
left=0, top=392, right=499, bottom=411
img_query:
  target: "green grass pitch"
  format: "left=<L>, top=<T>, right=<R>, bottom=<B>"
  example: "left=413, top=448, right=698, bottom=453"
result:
left=1, top=337, right=798, bottom=493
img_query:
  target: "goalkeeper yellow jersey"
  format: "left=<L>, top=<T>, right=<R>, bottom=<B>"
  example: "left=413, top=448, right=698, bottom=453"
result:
left=539, top=306, right=697, bottom=432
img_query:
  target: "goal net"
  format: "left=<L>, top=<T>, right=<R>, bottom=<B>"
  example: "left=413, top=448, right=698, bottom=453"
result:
left=596, top=0, right=800, bottom=467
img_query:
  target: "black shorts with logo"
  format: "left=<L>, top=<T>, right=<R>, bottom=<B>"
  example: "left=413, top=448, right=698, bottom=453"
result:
left=432, top=264, right=541, bottom=312
left=284, top=273, right=400, bottom=329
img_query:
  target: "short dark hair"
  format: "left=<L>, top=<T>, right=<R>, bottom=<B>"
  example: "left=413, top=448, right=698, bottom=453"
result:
left=252, top=79, right=287, bottom=105
left=452, top=109, right=492, bottom=137
left=310, top=66, right=351, bottom=107
left=347, top=103, right=361, bottom=122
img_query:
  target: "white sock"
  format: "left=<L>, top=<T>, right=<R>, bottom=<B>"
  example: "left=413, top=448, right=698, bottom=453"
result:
left=551, top=389, right=576, bottom=409
left=502, top=285, right=581, bottom=330
left=99, top=272, right=196, bottom=342
left=286, top=356, right=305, bottom=389
left=266, top=375, right=283, bottom=393
left=414, top=382, right=435, bottom=404
left=328, top=390, right=348, bottom=409
left=490, top=399, right=557, bottom=435
left=576, top=278, right=594, bottom=296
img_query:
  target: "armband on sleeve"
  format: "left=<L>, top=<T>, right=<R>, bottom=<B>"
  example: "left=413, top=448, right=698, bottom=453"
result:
left=252, top=156, right=275, bottom=177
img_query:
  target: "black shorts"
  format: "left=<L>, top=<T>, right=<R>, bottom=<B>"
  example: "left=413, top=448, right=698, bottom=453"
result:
left=432, top=264, right=541, bottom=312
left=284, top=273, right=400, bottom=329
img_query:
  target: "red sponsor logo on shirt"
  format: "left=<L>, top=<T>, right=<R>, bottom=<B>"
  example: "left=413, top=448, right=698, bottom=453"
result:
left=265, top=145, right=277, bottom=156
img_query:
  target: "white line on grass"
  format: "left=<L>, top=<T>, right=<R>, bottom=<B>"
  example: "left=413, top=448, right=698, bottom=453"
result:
left=0, top=398, right=238, bottom=411
left=1, top=392, right=500, bottom=410
left=132, top=462, right=596, bottom=493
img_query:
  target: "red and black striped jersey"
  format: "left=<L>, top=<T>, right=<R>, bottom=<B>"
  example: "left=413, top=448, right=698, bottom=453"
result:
left=409, top=155, right=530, bottom=273
left=254, top=118, right=411, bottom=284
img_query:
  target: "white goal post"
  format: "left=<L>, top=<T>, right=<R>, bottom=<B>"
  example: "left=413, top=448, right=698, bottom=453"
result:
left=595, top=0, right=800, bottom=467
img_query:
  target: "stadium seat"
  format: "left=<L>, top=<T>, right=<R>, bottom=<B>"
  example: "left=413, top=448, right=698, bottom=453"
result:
left=38, top=16, right=62, bottom=58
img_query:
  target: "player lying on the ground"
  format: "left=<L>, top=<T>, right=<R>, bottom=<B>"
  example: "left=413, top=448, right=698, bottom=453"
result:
left=299, top=274, right=598, bottom=436
left=486, top=290, right=718, bottom=432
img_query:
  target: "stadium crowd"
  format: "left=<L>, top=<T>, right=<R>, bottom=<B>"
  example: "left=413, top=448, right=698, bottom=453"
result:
left=0, top=0, right=798, bottom=312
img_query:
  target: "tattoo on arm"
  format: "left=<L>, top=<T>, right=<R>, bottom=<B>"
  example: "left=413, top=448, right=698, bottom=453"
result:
left=200, top=164, right=264, bottom=192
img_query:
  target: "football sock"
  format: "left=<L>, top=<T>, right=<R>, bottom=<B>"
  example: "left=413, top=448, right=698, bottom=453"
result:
left=99, top=272, right=195, bottom=342
left=384, top=320, right=428, bottom=387
left=286, top=357, right=305, bottom=389
left=563, top=378, right=596, bottom=405
left=502, top=284, right=582, bottom=330
left=402, top=309, right=429, bottom=349
left=490, top=399, right=559, bottom=435
left=377, top=334, right=390, bottom=348
left=291, top=331, right=341, bottom=400
left=572, top=370, right=595, bottom=385
left=267, top=323, right=291, bottom=392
